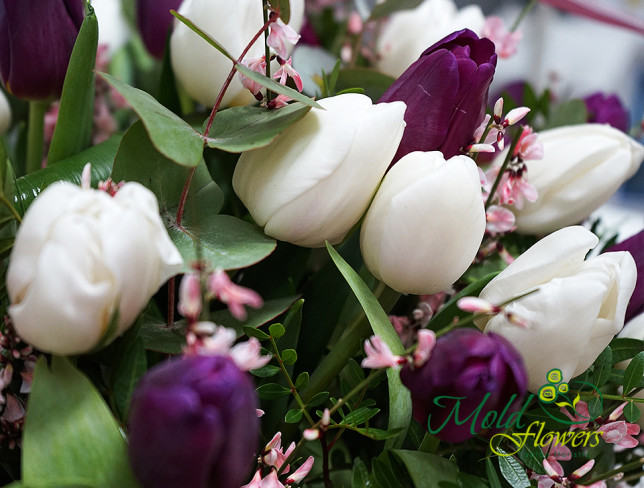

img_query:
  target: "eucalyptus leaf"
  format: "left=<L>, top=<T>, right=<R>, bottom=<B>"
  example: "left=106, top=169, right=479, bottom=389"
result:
left=48, top=7, right=98, bottom=164
left=23, top=357, right=139, bottom=487
left=99, top=72, right=205, bottom=167
left=204, top=103, right=311, bottom=152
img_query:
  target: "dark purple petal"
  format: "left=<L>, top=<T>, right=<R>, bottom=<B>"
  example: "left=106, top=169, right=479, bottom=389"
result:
left=584, top=92, right=630, bottom=132
left=379, top=29, right=496, bottom=163
left=136, top=0, right=182, bottom=59
left=128, top=355, right=259, bottom=488
left=401, top=328, right=527, bottom=443
left=606, top=229, right=644, bottom=321
left=0, top=0, right=84, bottom=100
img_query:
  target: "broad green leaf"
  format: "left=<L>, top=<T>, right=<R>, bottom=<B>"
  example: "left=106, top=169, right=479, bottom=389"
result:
left=369, top=0, right=424, bottom=19
left=250, top=365, right=280, bottom=378
left=23, top=357, right=139, bottom=487
left=270, top=0, right=291, bottom=23
left=486, top=458, right=502, bottom=488
left=587, top=396, right=603, bottom=419
left=307, top=391, right=329, bottom=407
left=341, top=407, right=380, bottom=425
left=390, top=450, right=459, bottom=488
left=352, top=458, right=371, bottom=488
left=170, top=11, right=235, bottom=61
left=335, top=68, right=396, bottom=101
left=13, top=136, right=119, bottom=214
left=205, top=103, right=311, bottom=152
left=294, top=372, right=309, bottom=390
left=542, top=99, right=588, bottom=130
left=592, top=347, right=612, bottom=387
left=516, top=440, right=546, bottom=474
left=212, top=296, right=298, bottom=333
left=111, top=334, right=147, bottom=420
left=282, top=349, right=297, bottom=365
left=256, top=382, right=291, bottom=400
left=609, top=337, right=644, bottom=363
left=99, top=72, right=205, bottom=167
left=496, top=450, right=530, bottom=488
left=139, top=319, right=186, bottom=354
left=428, top=272, right=500, bottom=331
left=235, top=63, right=323, bottom=109
left=624, top=352, right=644, bottom=394
left=270, top=323, right=286, bottom=339
left=285, top=409, right=303, bottom=423
left=48, top=8, right=98, bottom=164
left=326, top=242, right=410, bottom=449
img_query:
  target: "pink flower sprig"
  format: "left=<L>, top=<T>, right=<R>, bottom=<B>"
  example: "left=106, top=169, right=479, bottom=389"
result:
left=457, top=297, right=530, bottom=328
left=471, top=98, right=530, bottom=154
left=482, top=16, right=522, bottom=59
left=361, top=329, right=436, bottom=370
left=267, top=18, right=300, bottom=59
left=530, top=458, right=606, bottom=488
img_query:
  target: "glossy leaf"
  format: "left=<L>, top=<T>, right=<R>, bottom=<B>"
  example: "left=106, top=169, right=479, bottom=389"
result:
left=294, top=372, right=309, bottom=390
left=244, top=326, right=270, bottom=341
left=624, top=401, right=641, bottom=423
left=486, top=458, right=502, bottom=488
left=250, top=365, right=281, bottom=378
left=282, top=349, right=297, bottom=365
left=170, top=10, right=235, bottom=61
left=326, top=242, right=410, bottom=449
left=390, top=450, right=459, bottom=488
left=23, top=357, right=139, bottom=487
left=48, top=8, right=98, bottom=164
left=99, top=72, right=205, bottom=168
left=235, top=63, right=323, bottom=109
left=352, top=458, right=371, bottom=488
left=285, top=409, right=303, bottom=423
left=205, top=103, right=311, bottom=152
left=608, top=338, right=644, bottom=363
left=497, top=451, right=531, bottom=488
left=270, top=323, right=286, bottom=339
left=270, top=0, right=291, bottom=23
left=307, top=391, right=329, bottom=407
left=592, top=347, right=612, bottom=387
left=623, top=351, right=644, bottom=394
left=111, top=334, right=147, bottom=420
left=256, top=382, right=291, bottom=400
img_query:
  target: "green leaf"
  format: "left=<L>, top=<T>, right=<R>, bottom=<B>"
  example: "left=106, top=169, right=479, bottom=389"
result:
left=496, top=450, right=530, bottom=488
left=623, top=351, right=644, bottom=394
left=48, top=7, right=98, bottom=164
left=335, top=68, right=395, bottom=101
left=111, top=334, right=147, bottom=420
left=587, top=396, right=603, bottom=419
left=285, top=409, right=303, bottom=424
left=139, top=318, right=186, bottom=354
left=256, top=382, right=291, bottom=400
left=429, top=272, right=500, bottom=331
left=326, top=242, right=409, bottom=449
left=235, top=63, right=323, bottom=109
left=307, top=391, right=329, bottom=407
left=390, top=450, right=459, bottom=488
left=269, top=323, right=286, bottom=339
left=542, top=99, right=588, bottom=130
left=294, top=372, right=309, bottom=390
left=270, top=0, right=291, bottom=23
left=592, top=347, right=612, bottom=387
left=205, top=103, right=311, bottom=152
left=23, top=357, right=139, bottom=487
left=281, top=349, right=297, bottom=365
left=516, top=440, right=546, bottom=474
left=344, top=426, right=403, bottom=440
left=352, top=458, right=371, bottom=488
left=341, top=407, right=380, bottom=425
left=250, top=364, right=280, bottom=378
left=608, top=338, right=644, bottom=363
left=98, top=72, right=205, bottom=167
left=624, top=401, right=641, bottom=423
left=212, top=296, right=299, bottom=333
left=486, top=458, right=502, bottom=488
left=369, top=0, right=424, bottom=19
left=13, top=137, right=119, bottom=214
left=170, top=10, right=235, bottom=61
left=244, top=326, right=270, bottom=340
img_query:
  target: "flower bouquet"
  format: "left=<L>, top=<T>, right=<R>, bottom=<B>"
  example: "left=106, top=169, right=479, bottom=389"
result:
left=0, top=0, right=642, bottom=487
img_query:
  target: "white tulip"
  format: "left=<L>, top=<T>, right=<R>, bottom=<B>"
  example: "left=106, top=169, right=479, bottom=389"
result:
left=6, top=181, right=183, bottom=355
left=360, top=151, right=486, bottom=295
left=0, top=90, right=11, bottom=135
left=513, top=124, right=644, bottom=235
left=170, top=0, right=305, bottom=107
left=475, top=226, right=637, bottom=392
left=376, top=0, right=485, bottom=78
left=232, top=93, right=407, bottom=248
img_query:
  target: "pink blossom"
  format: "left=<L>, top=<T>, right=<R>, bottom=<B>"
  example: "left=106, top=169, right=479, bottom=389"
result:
left=482, top=16, right=522, bottom=58
left=270, top=94, right=293, bottom=109
left=486, top=205, right=516, bottom=234
left=514, top=126, right=543, bottom=161
left=597, top=420, right=640, bottom=448
left=263, top=432, right=295, bottom=472
left=286, top=456, right=315, bottom=484
left=361, top=335, right=402, bottom=369
left=560, top=400, right=592, bottom=430
left=177, top=272, right=202, bottom=321
left=457, top=297, right=500, bottom=315
left=273, top=57, right=303, bottom=92
left=498, top=169, right=538, bottom=209
left=413, top=329, right=436, bottom=367
left=541, top=441, right=572, bottom=461
left=240, top=56, right=267, bottom=96
left=208, top=270, right=263, bottom=320
left=267, top=19, right=300, bottom=59
left=230, top=337, right=272, bottom=371
left=531, top=459, right=605, bottom=488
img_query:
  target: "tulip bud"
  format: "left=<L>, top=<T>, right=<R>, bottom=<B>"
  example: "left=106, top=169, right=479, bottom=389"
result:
left=232, top=93, right=407, bottom=248
left=512, top=124, right=644, bottom=235
left=583, top=92, right=630, bottom=133
left=376, top=0, right=485, bottom=78
left=475, top=226, right=637, bottom=392
left=136, top=0, right=182, bottom=59
left=379, top=29, right=497, bottom=164
left=360, top=151, right=486, bottom=295
left=6, top=181, right=183, bottom=355
left=0, top=0, right=84, bottom=100
left=400, top=328, right=527, bottom=443
left=170, top=0, right=305, bottom=107
left=128, top=355, right=259, bottom=488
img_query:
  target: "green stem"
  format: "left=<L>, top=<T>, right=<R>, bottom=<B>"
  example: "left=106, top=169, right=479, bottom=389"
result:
left=26, top=101, right=48, bottom=174
left=484, top=130, right=522, bottom=210
left=511, top=0, right=537, bottom=32
left=584, top=457, right=644, bottom=485
left=584, top=392, right=644, bottom=404
left=0, top=194, right=21, bottom=224
left=263, top=0, right=273, bottom=103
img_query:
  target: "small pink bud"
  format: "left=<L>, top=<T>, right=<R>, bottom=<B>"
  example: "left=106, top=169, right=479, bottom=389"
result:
left=504, top=107, right=530, bottom=126
left=177, top=272, right=202, bottom=321
left=493, top=98, right=504, bottom=119
left=303, top=428, right=319, bottom=440
left=413, top=329, right=436, bottom=367
left=286, top=456, right=315, bottom=484
left=457, top=297, right=500, bottom=315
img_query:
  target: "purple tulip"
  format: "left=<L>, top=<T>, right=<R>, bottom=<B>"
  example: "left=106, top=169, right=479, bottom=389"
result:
left=0, top=0, right=84, bottom=100
left=607, top=229, right=644, bottom=322
left=128, top=355, right=259, bottom=488
left=136, top=0, right=182, bottom=59
left=584, top=92, right=630, bottom=133
left=379, top=29, right=497, bottom=164
left=400, top=328, right=527, bottom=443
